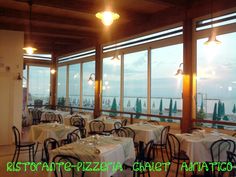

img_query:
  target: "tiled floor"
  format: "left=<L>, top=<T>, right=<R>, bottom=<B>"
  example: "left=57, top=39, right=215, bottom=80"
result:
left=0, top=127, right=196, bottom=177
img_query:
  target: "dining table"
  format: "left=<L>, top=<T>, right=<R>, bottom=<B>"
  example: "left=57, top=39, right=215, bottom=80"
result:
left=29, top=123, right=77, bottom=143
left=125, top=123, right=164, bottom=144
left=175, top=131, right=236, bottom=162
left=50, top=135, right=135, bottom=177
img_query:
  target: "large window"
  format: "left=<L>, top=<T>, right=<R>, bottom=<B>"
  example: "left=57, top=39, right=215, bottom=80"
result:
left=197, top=32, right=236, bottom=129
left=102, top=57, right=121, bottom=111
left=57, top=66, right=67, bottom=106
left=124, top=50, right=148, bottom=115
left=28, top=66, right=50, bottom=105
left=82, top=61, right=95, bottom=108
left=151, top=44, right=183, bottom=121
left=68, top=64, right=80, bottom=107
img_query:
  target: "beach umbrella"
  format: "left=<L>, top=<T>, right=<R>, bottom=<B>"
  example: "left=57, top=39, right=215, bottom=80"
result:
left=173, top=101, right=177, bottom=113
left=212, top=103, right=217, bottom=128
left=110, top=98, right=117, bottom=117
left=168, top=99, right=173, bottom=122
left=233, top=104, right=236, bottom=114
left=135, top=98, right=141, bottom=118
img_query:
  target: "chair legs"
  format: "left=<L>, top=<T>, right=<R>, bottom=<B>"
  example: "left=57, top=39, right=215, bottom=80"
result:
left=12, top=146, right=35, bottom=163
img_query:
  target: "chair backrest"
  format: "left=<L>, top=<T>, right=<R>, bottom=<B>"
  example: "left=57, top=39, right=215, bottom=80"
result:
left=89, top=120, right=105, bottom=134
left=210, top=139, right=236, bottom=162
left=52, top=154, right=85, bottom=177
left=56, top=114, right=63, bottom=124
left=37, top=110, right=43, bottom=119
left=12, top=126, right=21, bottom=146
left=227, top=151, right=236, bottom=177
left=137, top=140, right=154, bottom=162
left=43, top=138, right=59, bottom=162
left=120, top=127, right=135, bottom=141
left=70, top=115, right=85, bottom=128
left=166, top=133, right=181, bottom=160
left=121, top=119, right=128, bottom=126
left=147, top=120, right=160, bottom=125
left=114, top=122, right=122, bottom=129
left=111, top=128, right=127, bottom=137
left=67, top=129, right=81, bottom=143
left=45, top=112, right=57, bottom=123
left=79, top=127, right=87, bottom=138
left=159, top=126, right=170, bottom=145
left=32, top=109, right=39, bottom=120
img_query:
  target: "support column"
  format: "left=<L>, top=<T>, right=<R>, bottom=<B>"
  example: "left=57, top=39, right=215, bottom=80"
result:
left=94, top=42, right=103, bottom=118
left=181, top=15, right=194, bottom=133
left=50, top=53, right=57, bottom=108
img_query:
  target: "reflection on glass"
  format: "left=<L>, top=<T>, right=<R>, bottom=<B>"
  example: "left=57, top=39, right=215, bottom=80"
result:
left=102, top=57, right=120, bottom=113
left=124, top=50, right=147, bottom=116
left=28, top=66, right=50, bottom=105
left=57, top=66, right=67, bottom=106
left=197, top=32, right=236, bottom=130
left=151, top=44, right=183, bottom=122
left=82, top=61, right=95, bottom=108
left=69, top=64, right=80, bottom=107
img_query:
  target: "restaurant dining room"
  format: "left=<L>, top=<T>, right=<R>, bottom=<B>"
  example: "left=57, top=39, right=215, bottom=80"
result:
left=0, top=0, right=236, bottom=177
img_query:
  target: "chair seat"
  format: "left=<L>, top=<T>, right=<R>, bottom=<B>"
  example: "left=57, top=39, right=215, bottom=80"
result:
left=173, top=150, right=189, bottom=160
left=18, top=141, right=35, bottom=147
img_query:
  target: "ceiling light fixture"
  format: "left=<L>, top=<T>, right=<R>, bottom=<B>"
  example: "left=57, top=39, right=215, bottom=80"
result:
left=23, top=0, right=37, bottom=55
left=96, top=11, right=120, bottom=26
left=204, top=0, right=221, bottom=46
left=50, top=68, right=56, bottom=74
left=88, top=73, right=95, bottom=85
left=175, top=63, right=183, bottom=76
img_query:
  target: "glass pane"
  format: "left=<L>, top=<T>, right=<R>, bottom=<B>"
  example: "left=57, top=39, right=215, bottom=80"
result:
left=69, top=64, right=80, bottom=107
left=57, top=66, right=67, bottom=106
left=197, top=32, right=236, bottom=130
left=124, top=50, right=147, bottom=117
left=23, top=66, right=27, bottom=111
left=82, top=61, right=95, bottom=108
left=151, top=44, right=183, bottom=122
left=28, top=66, right=50, bottom=105
left=102, top=57, right=120, bottom=113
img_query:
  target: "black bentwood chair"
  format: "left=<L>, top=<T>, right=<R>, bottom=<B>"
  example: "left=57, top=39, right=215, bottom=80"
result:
left=52, top=154, right=85, bottom=177
left=124, top=140, right=154, bottom=177
left=89, top=120, right=105, bottom=135
left=43, top=138, right=59, bottom=162
left=227, top=151, right=236, bottom=177
left=12, top=126, right=36, bottom=163
left=153, top=126, right=170, bottom=162
left=208, top=139, right=236, bottom=177
left=70, top=115, right=86, bottom=128
left=165, top=133, right=190, bottom=177
left=67, top=129, right=81, bottom=144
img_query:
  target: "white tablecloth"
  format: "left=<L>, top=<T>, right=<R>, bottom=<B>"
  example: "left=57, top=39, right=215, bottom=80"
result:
left=176, top=132, right=236, bottom=162
left=50, top=136, right=135, bottom=177
left=126, top=123, right=164, bottom=144
left=30, top=123, right=77, bottom=143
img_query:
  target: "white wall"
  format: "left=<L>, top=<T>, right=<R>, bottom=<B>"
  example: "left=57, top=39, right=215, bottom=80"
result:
left=0, top=30, right=24, bottom=145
